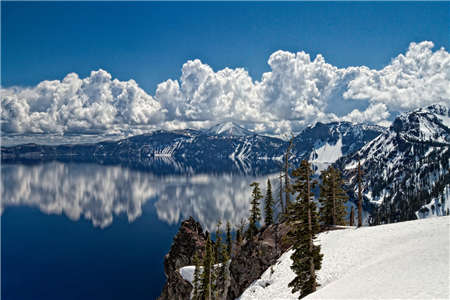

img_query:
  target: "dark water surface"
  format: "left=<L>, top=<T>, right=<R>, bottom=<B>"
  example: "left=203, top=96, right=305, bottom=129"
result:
left=1, top=162, right=275, bottom=300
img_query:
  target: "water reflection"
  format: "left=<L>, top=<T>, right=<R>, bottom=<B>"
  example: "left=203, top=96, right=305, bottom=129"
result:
left=1, top=162, right=277, bottom=230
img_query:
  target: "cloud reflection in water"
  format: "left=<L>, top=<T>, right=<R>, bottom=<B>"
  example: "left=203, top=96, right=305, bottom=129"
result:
left=1, top=162, right=277, bottom=230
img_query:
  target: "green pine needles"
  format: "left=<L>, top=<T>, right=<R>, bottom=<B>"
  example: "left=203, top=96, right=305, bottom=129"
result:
left=226, top=221, right=232, bottom=257
left=264, top=179, right=275, bottom=226
left=247, top=182, right=262, bottom=239
left=200, top=233, right=216, bottom=300
left=192, top=252, right=202, bottom=300
left=287, top=160, right=323, bottom=299
left=319, top=166, right=349, bottom=227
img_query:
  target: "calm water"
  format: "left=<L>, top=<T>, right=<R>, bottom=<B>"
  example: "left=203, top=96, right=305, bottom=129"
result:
left=1, top=161, right=276, bottom=300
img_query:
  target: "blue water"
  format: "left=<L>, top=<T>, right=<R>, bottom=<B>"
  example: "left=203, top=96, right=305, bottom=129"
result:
left=1, top=162, right=273, bottom=300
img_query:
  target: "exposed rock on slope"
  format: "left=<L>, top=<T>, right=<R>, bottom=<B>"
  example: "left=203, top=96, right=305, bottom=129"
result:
left=1, top=121, right=384, bottom=175
left=227, top=223, right=291, bottom=300
left=336, top=104, right=449, bottom=222
left=292, top=121, right=384, bottom=172
left=159, top=219, right=292, bottom=300
left=159, top=217, right=207, bottom=300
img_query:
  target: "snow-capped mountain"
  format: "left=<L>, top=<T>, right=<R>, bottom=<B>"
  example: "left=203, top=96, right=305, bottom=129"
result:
left=206, top=121, right=254, bottom=136
left=336, top=104, right=449, bottom=222
left=1, top=121, right=384, bottom=175
left=291, top=121, right=385, bottom=172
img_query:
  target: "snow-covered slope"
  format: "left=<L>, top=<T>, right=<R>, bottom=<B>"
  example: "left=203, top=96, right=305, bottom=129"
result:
left=336, top=104, right=449, bottom=223
left=2, top=121, right=383, bottom=176
left=293, top=121, right=385, bottom=172
left=206, top=122, right=254, bottom=136
left=239, top=216, right=450, bottom=300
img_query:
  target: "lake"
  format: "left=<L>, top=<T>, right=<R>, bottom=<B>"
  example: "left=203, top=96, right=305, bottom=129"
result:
left=1, top=161, right=279, bottom=300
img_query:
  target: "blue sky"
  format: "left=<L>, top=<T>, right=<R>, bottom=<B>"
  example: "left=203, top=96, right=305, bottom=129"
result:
left=3, top=1, right=448, bottom=92
left=1, top=2, right=449, bottom=144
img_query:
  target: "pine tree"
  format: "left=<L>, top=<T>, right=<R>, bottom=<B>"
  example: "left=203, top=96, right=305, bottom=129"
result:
left=235, top=218, right=246, bottom=246
left=200, top=233, right=215, bottom=300
left=357, top=160, right=364, bottom=227
left=235, top=228, right=242, bottom=246
left=192, top=252, right=202, bottom=300
left=349, top=206, right=355, bottom=226
left=288, top=160, right=323, bottom=299
left=284, top=138, right=294, bottom=213
left=279, top=170, right=285, bottom=216
left=226, top=221, right=232, bottom=257
left=264, top=178, right=275, bottom=226
left=214, top=220, right=222, bottom=263
left=319, top=166, right=349, bottom=227
left=218, top=237, right=230, bottom=296
left=247, top=182, right=262, bottom=239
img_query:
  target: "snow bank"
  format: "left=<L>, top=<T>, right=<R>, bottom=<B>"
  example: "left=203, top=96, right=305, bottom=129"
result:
left=239, top=216, right=450, bottom=300
left=310, top=137, right=343, bottom=172
left=179, top=265, right=196, bottom=284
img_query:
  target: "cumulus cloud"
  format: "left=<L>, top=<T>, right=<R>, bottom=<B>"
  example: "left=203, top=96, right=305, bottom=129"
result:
left=156, top=59, right=264, bottom=123
left=2, top=41, right=449, bottom=143
left=1, top=69, right=165, bottom=136
left=344, top=41, right=450, bottom=111
left=342, top=103, right=391, bottom=125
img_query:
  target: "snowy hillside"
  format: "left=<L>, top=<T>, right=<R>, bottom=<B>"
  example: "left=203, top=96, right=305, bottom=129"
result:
left=239, top=216, right=450, bottom=300
left=336, top=104, right=449, bottom=223
left=293, top=121, right=384, bottom=172
left=206, top=122, right=254, bottom=136
left=2, top=120, right=383, bottom=176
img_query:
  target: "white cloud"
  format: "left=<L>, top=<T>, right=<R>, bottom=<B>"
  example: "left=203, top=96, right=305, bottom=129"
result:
left=156, top=59, right=264, bottom=123
left=342, top=103, right=391, bottom=125
left=1, top=69, right=165, bottom=136
left=2, top=41, right=449, bottom=143
left=344, top=41, right=450, bottom=111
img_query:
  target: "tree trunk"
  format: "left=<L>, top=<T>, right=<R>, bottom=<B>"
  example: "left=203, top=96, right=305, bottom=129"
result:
left=306, top=163, right=316, bottom=292
left=284, top=152, right=290, bottom=213
left=332, top=174, right=336, bottom=226
left=357, top=161, right=363, bottom=227
left=350, top=206, right=354, bottom=226
left=279, top=171, right=284, bottom=214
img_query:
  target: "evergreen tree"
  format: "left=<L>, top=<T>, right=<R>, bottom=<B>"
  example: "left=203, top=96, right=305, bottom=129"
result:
left=264, top=178, right=275, bottom=226
left=200, top=233, right=215, bottom=300
left=235, top=218, right=246, bottom=246
left=284, top=137, right=294, bottom=213
left=235, top=228, right=242, bottom=246
left=357, top=160, right=364, bottom=227
left=192, top=252, right=202, bottom=300
left=318, top=166, right=349, bottom=227
left=214, top=220, right=222, bottom=263
left=226, top=221, right=232, bottom=257
left=287, top=160, right=323, bottom=299
left=349, top=206, right=355, bottom=226
left=246, top=182, right=262, bottom=239
left=279, top=170, right=285, bottom=216
left=217, top=237, right=230, bottom=297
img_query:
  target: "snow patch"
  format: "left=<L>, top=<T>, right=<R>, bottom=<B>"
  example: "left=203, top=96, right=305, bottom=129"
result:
left=310, top=137, right=343, bottom=172
left=239, top=216, right=450, bottom=300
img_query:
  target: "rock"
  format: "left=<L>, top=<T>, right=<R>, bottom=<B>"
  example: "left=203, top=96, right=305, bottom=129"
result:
left=158, top=217, right=207, bottom=300
left=227, top=223, right=291, bottom=300
left=158, top=218, right=292, bottom=300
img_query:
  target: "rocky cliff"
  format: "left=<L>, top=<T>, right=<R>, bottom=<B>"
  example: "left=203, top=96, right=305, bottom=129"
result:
left=158, top=217, right=207, bottom=300
left=158, top=218, right=292, bottom=300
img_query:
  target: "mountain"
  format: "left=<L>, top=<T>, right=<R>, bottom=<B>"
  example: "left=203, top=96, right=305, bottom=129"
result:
left=335, top=104, right=450, bottom=222
left=291, top=121, right=386, bottom=172
left=206, top=121, right=254, bottom=136
left=1, top=121, right=384, bottom=175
